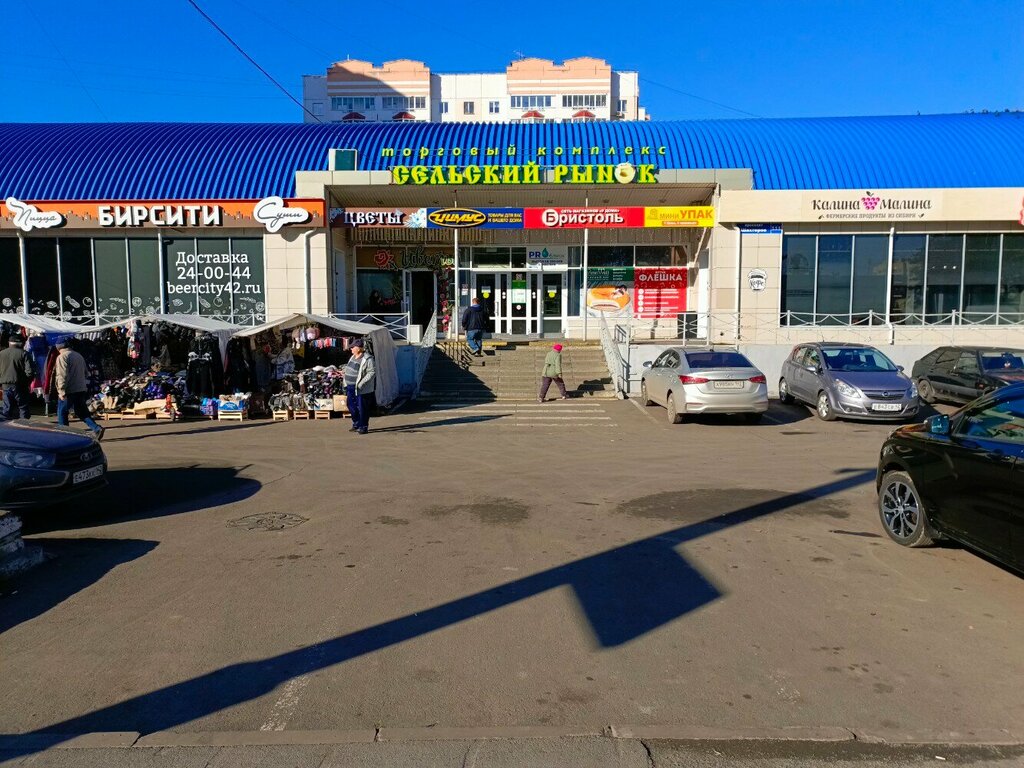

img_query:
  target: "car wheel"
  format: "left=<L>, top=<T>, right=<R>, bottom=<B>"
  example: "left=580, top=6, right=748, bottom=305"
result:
left=778, top=378, right=794, bottom=404
left=743, top=412, right=763, bottom=424
left=816, top=391, right=836, bottom=421
left=666, top=392, right=683, bottom=424
left=878, top=470, right=934, bottom=547
left=639, top=380, right=653, bottom=407
left=917, top=378, right=935, bottom=404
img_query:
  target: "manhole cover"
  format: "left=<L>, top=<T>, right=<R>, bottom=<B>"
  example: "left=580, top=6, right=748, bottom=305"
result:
left=228, top=513, right=308, bottom=531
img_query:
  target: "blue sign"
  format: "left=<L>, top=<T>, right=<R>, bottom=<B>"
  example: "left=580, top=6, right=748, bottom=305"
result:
left=424, top=207, right=524, bottom=229
left=739, top=223, right=783, bottom=234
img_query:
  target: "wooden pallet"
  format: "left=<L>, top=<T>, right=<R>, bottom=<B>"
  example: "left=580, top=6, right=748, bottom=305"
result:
left=217, top=410, right=248, bottom=421
left=293, top=410, right=312, bottom=420
left=155, top=410, right=177, bottom=421
left=271, top=409, right=292, bottom=421
left=313, top=410, right=333, bottom=420
left=120, top=411, right=156, bottom=421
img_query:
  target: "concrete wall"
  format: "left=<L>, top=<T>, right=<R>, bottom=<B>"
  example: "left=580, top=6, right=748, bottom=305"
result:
left=264, top=230, right=330, bottom=317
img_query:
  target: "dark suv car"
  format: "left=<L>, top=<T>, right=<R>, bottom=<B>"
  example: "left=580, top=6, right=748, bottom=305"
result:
left=912, top=346, right=1024, bottom=404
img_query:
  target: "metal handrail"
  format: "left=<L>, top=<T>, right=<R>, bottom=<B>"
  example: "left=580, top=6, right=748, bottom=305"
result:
left=413, top=312, right=438, bottom=397
left=598, top=313, right=628, bottom=397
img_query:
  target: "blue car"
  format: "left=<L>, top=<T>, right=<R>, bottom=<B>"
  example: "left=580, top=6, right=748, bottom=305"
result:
left=0, top=420, right=107, bottom=509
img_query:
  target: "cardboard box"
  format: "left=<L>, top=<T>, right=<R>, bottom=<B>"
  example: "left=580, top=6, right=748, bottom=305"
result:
left=333, top=395, right=349, bottom=412
left=132, top=398, right=168, bottom=413
left=314, top=398, right=334, bottom=411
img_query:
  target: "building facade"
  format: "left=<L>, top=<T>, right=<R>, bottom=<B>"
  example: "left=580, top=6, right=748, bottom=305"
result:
left=302, top=57, right=646, bottom=124
left=3, top=117, right=1023, bottom=379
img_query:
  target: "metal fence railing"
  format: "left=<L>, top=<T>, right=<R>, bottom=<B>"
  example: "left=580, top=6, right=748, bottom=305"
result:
left=598, top=313, right=628, bottom=398
left=412, top=312, right=438, bottom=397
left=328, top=313, right=410, bottom=340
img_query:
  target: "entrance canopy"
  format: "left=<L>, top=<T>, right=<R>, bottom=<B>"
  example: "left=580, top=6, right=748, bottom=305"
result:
left=234, top=313, right=399, bottom=405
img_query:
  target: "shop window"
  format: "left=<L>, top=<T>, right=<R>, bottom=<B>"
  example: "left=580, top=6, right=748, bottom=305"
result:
left=815, top=235, right=853, bottom=324
left=58, top=239, right=95, bottom=323
left=635, top=245, right=685, bottom=267
left=890, top=235, right=926, bottom=324
left=851, top=235, right=888, bottom=323
left=925, top=234, right=963, bottom=322
left=94, top=238, right=130, bottom=318
left=568, top=269, right=582, bottom=316
left=1000, top=234, right=1024, bottom=323
left=0, top=238, right=23, bottom=312
left=195, top=238, right=231, bottom=317
left=568, top=246, right=582, bottom=268
left=163, top=237, right=198, bottom=315
left=230, top=237, right=265, bottom=324
left=25, top=238, right=60, bottom=317
left=357, top=270, right=403, bottom=314
left=470, top=247, right=511, bottom=268
left=511, top=247, right=527, bottom=269
left=128, top=238, right=161, bottom=315
left=588, top=246, right=633, bottom=267
left=780, top=235, right=815, bottom=324
left=962, top=234, right=1000, bottom=322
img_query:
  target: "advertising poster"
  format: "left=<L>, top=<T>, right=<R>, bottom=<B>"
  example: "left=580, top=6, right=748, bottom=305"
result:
left=586, top=267, right=634, bottom=317
left=634, top=267, right=687, bottom=318
left=525, top=207, right=645, bottom=229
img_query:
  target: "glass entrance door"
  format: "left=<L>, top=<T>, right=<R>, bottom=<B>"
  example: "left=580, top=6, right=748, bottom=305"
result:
left=474, top=272, right=505, bottom=334
left=540, top=273, right=565, bottom=335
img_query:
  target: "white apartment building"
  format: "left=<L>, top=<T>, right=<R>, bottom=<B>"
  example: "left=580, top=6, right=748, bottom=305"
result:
left=302, top=57, right=648, bottom=124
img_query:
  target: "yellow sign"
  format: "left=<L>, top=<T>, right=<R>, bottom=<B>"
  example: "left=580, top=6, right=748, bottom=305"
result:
left=392, top=164, right=658, bottom=186
left=644, top=206, right=716, bottom=228
left=427, top=208, right=487, bottom=227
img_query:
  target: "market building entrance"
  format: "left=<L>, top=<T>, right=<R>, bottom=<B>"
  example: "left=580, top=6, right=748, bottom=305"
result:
left=473, top=271, right=566, bottom=337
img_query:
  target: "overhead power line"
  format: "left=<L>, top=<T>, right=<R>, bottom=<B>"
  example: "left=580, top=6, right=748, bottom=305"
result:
left=185, top=0, right=322, bottom=123
left=641, top=77, right=761, bottom=119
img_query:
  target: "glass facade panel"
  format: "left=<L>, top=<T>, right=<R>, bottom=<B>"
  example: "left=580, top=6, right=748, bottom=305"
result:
left=962, top=234, right=1000, bottom=322
left=568, top=246, right=582, bottom=268
left=471, top=247, right=510, bottom=268
left=781, top=235, right=815, bottom=323
left=58, top=239, right=95, bottom=322
left=890, top=235, right=926, bottom=324
left=231, top=237, right=265, bottom=323
left=0, top=239, right=23, bottom=312
left=357, top=270, right=403, bottom=313
left=129, top=238, right=161, bottom=314
left=163, top=237, right=197, bottom=315
left=635, top=246, right=674, bottom=267
left=94, top=238, right=129, bottom=318
left=25, top=238, right=60, bottom=316
left=851, top=235, right=888, bottom=322
left=815, top=235, right=853, bottom=323
left=1001, top=234, right=1024, bottom=323
left=588, top=246, right=633, bottom=267
left=925, top=234, right=963, bottom=321
left=568, top=269, right=582, bottom=316
left=510, top=247, right=527, bottom=269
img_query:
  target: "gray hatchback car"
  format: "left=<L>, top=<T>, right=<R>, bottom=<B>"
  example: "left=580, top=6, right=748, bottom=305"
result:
left=779, top=343, right=919, bottom=422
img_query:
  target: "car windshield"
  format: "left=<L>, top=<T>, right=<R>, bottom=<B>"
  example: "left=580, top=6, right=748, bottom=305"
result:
left=821, top=347, right=897, bottom=372
left=980, top=351, right=1024, bottom=371
left=685, top=352, right=753, bottom=369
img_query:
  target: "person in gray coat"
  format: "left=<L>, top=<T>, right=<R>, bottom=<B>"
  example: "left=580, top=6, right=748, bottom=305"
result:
left=55, top=338, right=104, bottom=440
left=344, top=339, right=376, bottom=434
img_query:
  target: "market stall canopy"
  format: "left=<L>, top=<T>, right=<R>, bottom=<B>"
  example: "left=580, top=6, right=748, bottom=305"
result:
left=233, top=313, right=399, bottom=406
left=83, top=314, right=243, bottom=359
left=0, top=313, right=92, bottom=334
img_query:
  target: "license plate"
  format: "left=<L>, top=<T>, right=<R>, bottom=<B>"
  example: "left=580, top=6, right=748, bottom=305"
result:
left=713, top=380, right=744, bottom=390
left=871, top=403, right=902, bottom=412
left=73, top=465, right=104, bottom=484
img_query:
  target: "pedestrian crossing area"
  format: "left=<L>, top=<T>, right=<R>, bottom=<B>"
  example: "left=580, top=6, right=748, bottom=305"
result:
left=421, top=400, right=618, bottom=429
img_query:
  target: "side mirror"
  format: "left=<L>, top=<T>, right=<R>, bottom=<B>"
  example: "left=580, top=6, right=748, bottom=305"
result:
left=897, top=365, right=905, bottom=372
left=926, top=414, right=950, bottom=435
left=814, top=365, right=824, bottom=376
left=642, top=360, right=652, bottom=369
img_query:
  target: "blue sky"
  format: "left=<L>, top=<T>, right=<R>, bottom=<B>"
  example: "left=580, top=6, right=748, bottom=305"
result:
left=3, top=0, right=1022, bottom=123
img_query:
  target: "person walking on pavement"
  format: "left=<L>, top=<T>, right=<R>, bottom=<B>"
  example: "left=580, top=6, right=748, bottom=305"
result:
left=461, top=297, right=489, bottom=356
left=538, top=343, right=569, bottom=402
left=0, top=334, right=36, bottom=420
left=344, top=338, right=376, bottom=435
left=55, top=338, right=104, bottom=440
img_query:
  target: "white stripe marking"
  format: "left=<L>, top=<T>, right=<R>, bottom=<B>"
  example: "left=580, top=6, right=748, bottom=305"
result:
left=260, top=676, right=310, bottom=731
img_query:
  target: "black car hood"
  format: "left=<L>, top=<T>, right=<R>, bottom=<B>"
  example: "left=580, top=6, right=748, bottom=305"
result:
left=992, top=371, right=1024, bottom=385
left=0, top=420, right=96, bottom=451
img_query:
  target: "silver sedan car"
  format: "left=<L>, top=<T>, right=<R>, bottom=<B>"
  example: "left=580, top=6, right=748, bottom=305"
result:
left=640, top=348, right=769, bottom=424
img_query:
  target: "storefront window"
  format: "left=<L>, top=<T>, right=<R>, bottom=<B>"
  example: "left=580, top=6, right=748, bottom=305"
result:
left=568, top=269, right=582, bottom=316
left=231, top=237, right=266, bottom=323
left=781, top=236, right=815, bottom=323
left=25, top=239, right=60, bottom=316
left=962, top=234, right=1000, bottom=322
left=58, top=239, right=95, bottom=322
left=94, top=238, right=130, bottom=319
left=163, top=237, right=197, bottom=315
left=588, top=246, right=633, bottom=267
left=568, top=246, right=582, bottom=268
left=1001, top=234, right=1024, bottom=323
left=357, top=270, right=402, bottom=313
left=851, top=235, right=888, bottom=323
left=471, top=247, right=511, bottom=268
left=129, top=238, right=161, bottom=315
left=815, top=236, right=853, bottom=323
left=635, top=245, right=685, bottom=267
left=890, top=235, right=926, bottom=324
left=511, top=247, right=527, bottom=269
left=925, top=234, right=963, bottom=321
left=0, top=239, right=24, bottom=312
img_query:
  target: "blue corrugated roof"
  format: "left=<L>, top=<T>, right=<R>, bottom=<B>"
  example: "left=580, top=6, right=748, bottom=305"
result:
left=1, top=114, right=1022, bottom=200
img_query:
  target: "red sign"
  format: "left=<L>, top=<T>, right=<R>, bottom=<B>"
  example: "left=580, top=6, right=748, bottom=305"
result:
left=524, top=207, right=645, bottom=229
left=634, top=268, right=687, bottom=318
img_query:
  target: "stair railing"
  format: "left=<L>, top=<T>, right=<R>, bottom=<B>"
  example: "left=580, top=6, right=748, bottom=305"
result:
left=598, top=313, right=629, bottom=397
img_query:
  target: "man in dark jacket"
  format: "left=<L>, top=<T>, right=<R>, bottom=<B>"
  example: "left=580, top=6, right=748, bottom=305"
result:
left=461, top=297, right=489, bottom=356
left=0, top=334, right=36, bottom=420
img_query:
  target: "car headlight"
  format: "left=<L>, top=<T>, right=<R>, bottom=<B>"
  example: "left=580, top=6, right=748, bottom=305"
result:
left=834, top=379, right=859, bottom=398
left=908, top=382, right=918, bottom=399
left=0, top=450, right=56, bottom=469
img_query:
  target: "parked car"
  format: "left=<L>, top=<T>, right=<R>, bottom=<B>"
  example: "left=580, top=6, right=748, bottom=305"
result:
left=779, top=342, right=918, bottom=422
left=911, top=346, right=1024, bottom=404
left=0, top=420, right=107, bottom=509
left=640, top=348, right=768, bottom=424
left=876, top=383, right=1024, bottom=573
